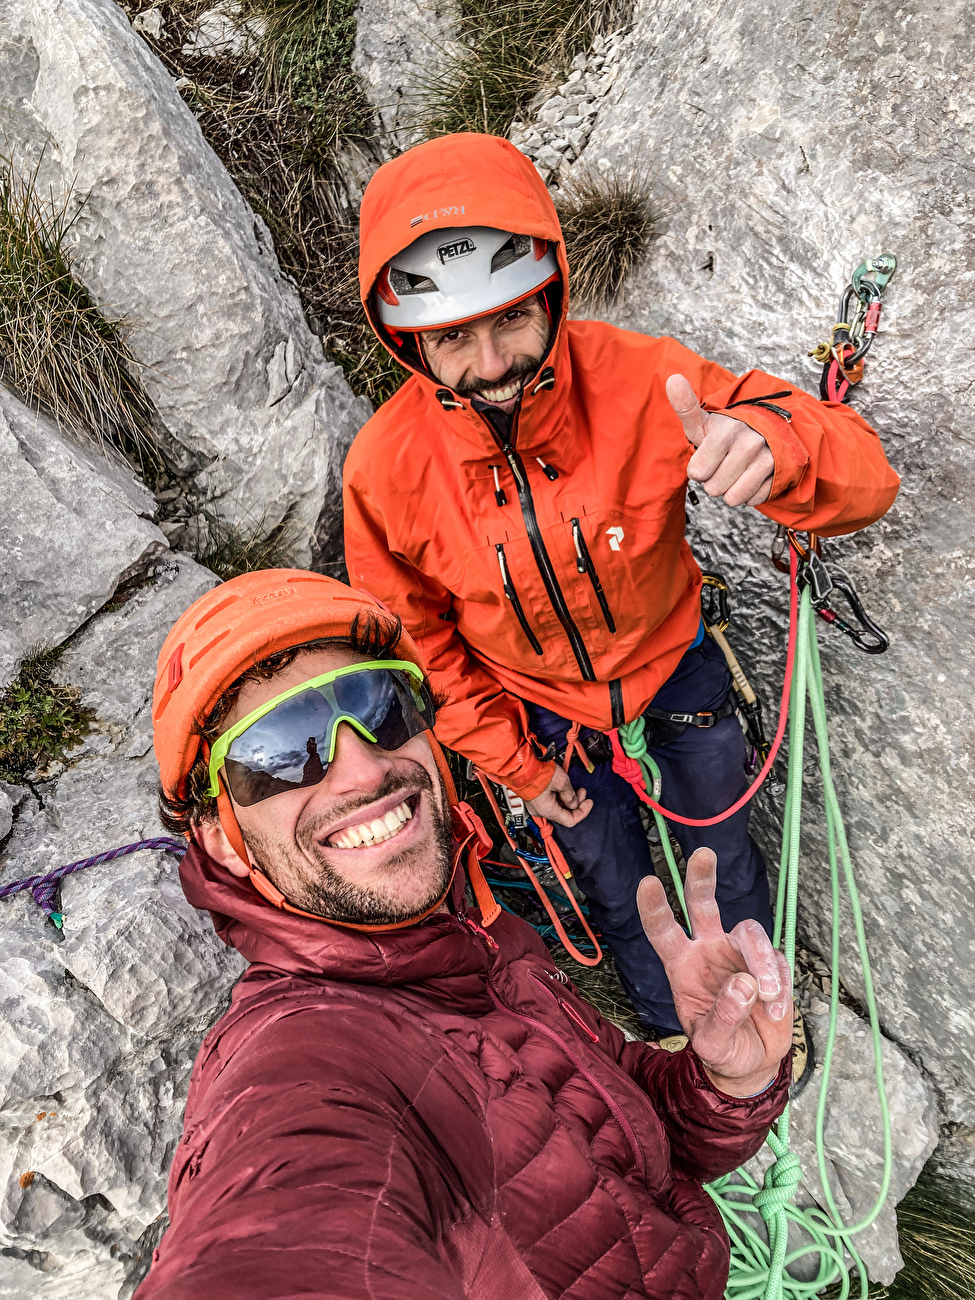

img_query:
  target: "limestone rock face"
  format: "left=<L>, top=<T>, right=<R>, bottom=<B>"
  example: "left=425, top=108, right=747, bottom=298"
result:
left=0, top=557, right=243, bottom=1298
left=0, top=390, right=166, bottom=688
left=0, top=0, right=372, bottom=567
left=354, top=0, right=456, bottom=149
left=580, top=0, right=975, bottom=1123
left=743, top=1003, right=939, bottom=1284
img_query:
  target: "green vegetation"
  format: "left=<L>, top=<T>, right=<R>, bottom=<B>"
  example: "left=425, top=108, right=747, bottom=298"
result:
left=155, top=0, right=406, bottom=407
left=0, top=646, right=95, bottom=785
left=251, top=0, right=369, bottom=140
left=415, top=0, right=627, bottom=139
left=0, top=156, right=159, bottom=470
left=557, top=166, right=660, bottom=305
left=196, top=513, right=303, bottom=581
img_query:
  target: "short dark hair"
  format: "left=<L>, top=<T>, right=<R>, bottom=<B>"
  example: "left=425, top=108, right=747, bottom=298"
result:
left=158, top=611, right=405, bottom=836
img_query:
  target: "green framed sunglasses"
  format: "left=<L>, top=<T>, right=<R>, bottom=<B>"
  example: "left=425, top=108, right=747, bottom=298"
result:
left=206, top=660, right=433, bottom=807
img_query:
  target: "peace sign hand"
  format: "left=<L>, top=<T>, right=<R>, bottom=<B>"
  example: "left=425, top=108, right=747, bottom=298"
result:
left=666, top=374, right=775, bottom=507
left=637, top=848, right=793, bottom=1097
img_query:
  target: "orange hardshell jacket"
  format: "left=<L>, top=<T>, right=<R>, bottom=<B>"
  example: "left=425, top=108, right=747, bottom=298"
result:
left=344, top=134, right=900, bottom=800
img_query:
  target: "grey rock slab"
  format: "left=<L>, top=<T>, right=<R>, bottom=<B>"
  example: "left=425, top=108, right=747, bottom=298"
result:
left=0, top=390, right=166, bottom=688
left=180, top=2, right=263, bottom=58
left=583, top=0, right=975, bottom=1125
left=54, top=553, right=219, bottom=731
left=354, top=0, right=457, bottom=150
left=0, top=0, right=371, bottom=568
left=0, top=738, right=242, bottom=1292
left=741, top=1004, right=938, bottom=1284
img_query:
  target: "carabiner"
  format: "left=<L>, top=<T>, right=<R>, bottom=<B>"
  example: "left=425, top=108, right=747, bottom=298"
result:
left=817, top=574, right=890, bottom=654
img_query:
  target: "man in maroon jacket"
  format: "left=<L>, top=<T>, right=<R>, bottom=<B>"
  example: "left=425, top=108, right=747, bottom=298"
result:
left=140, top=570, right=792, bottom=1300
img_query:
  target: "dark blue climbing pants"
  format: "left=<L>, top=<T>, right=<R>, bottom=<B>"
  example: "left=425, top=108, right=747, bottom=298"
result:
left=524, top=634, right=772, bottom=1033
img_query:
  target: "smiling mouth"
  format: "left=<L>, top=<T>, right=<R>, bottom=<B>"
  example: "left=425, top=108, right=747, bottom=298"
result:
left=478, top=378, right=522, bottom=404
left=326, top=793, right=420, bottom=849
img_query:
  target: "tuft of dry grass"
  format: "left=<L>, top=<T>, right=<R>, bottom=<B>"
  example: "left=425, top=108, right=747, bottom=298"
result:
left=0, top=156, right=159, bottom=470
left=819, top=1170, right=975, bottom=1300
left=415, top=0, right=629, bottom=140
left=151, top=0, right=407, bottom=408
left=195, top=512, right=303, bottom=581
left=556, top=165, right=661, bottom=305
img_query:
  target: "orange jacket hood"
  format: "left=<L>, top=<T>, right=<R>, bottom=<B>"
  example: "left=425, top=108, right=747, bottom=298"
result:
left=358, top=133, right=570, bottom=381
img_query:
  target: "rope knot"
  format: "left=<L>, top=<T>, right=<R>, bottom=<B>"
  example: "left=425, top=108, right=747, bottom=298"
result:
left=617, top=717, right=649, bottom=761
left=753, top=1150, right=803, bottom=1224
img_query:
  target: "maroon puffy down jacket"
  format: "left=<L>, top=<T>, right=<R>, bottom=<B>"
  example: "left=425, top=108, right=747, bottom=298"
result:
left=137, top=844, right=788, bottom=1299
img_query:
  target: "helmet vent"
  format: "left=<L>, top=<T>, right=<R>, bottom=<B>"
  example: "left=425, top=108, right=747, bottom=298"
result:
left=490, top=233, right=532, bottom=274
left=389, top=267, right=439, bottom=296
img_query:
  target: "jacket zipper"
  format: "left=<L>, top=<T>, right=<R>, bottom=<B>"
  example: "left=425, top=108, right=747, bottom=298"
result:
left=609, top=679, right=625, bottom=728
left=496, top=544, right=543, bottom=655
left=570, top=518, right=616, bottom=633
left=529, top=970, right=599, bottom=1042
left=482, top=407, right=596, bottom=682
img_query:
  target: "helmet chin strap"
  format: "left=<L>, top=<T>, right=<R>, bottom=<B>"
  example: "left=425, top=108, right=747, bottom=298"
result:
left=211, top=740, right=494, bottom=933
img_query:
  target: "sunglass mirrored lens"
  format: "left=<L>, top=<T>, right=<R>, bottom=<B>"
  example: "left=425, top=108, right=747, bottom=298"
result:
left=224, top=688, right=334, bottom=807
left=332, top=670, right=427, bottom=751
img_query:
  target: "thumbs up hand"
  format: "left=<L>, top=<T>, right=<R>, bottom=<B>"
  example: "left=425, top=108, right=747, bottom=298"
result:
left=666, top=375, right=775, bottom=508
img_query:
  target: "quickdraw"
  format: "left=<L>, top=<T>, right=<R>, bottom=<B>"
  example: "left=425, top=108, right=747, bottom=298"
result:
left=700, top=572, right=771, bottom=771
left=774, top=529, right=890, bottom=655
left=809, top=253, right=897, bottom=403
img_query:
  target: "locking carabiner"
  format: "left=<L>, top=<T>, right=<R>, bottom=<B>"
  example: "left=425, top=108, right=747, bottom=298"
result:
left=793, top=542, right=890, bottom=655
left=816, top=573, right=890, bottom=654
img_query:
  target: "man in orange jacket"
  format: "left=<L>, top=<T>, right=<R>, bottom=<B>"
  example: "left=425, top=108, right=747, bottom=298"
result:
left=343, top=132, right=900, bottom=1041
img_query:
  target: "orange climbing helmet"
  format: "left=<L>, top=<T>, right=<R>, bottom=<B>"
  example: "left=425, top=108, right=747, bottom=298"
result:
left=152, top=568, right=504, bottom=931
left=152, top=569, right=432, bottom=803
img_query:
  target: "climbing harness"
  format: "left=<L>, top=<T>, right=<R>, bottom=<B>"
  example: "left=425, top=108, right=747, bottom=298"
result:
left=701, top=572, right=771, bottom=770
left=611, top=557, right=799, bottom=829
left=0, top=837, right=187, bottom=929
left=809, top=254, right=897, bottom=403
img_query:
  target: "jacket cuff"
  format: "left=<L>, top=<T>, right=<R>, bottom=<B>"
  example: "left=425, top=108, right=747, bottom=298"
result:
left=705, top=402, right=810, bottom=500
left=503, top=760, right=556, bottom=802
left=693, top=1047, right=792, bottom=1108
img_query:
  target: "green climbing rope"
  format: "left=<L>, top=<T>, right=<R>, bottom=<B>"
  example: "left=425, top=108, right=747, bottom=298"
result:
left=619, top=585, right=893, bottom=1300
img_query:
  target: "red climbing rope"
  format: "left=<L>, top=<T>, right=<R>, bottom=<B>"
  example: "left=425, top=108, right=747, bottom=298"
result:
left=610, top=547, right=799, bottom=828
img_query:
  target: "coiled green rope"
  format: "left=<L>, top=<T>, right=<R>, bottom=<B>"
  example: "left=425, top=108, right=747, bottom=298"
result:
left=619, top=586, right=892, bottom=1300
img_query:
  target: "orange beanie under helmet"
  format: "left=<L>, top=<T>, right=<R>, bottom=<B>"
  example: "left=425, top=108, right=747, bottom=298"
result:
left=151, top=570, right=499, bottom=929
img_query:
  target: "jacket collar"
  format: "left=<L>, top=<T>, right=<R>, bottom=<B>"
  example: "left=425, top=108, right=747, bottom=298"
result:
left=178, top=841, right=530, bottom=1012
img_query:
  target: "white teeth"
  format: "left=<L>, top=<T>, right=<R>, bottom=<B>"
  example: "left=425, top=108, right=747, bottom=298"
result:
left=329, top=800, right=414, bottom=848
left=482, top=380, right=521, bottom=402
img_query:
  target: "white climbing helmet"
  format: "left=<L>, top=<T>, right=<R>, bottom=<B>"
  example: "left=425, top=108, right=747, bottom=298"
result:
left=374, top=226, right=559, bottom=330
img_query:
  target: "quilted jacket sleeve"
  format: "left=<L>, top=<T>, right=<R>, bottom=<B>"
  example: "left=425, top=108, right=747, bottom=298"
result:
left=664, top=338, right=900, bottom=537
left=549, top=956, right=790, bottom=1185
left=136, top=1002, right=472, bottom=1300
left=344, top=456, right=555, bottom=800
left=618, top=1039, right=791, bottom=1183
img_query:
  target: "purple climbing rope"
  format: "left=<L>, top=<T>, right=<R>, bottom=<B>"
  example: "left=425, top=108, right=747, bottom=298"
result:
left=0, top=837, right=188, bottom=928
